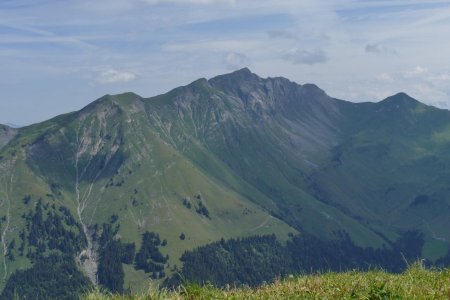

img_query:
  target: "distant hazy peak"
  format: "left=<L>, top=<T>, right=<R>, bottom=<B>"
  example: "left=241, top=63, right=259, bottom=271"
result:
left=0, top=123, right=17, bottom=132
left=208, top=68, right=329, bottom=94
left=379, top=92, right=420, bottom=107
left=229, top=67, right=252, bottom=76
left=208, top=67, right=259, bottom=86
left=299, top=83, right=327, bottom=96
left=4, top=123, right=22, bottom=129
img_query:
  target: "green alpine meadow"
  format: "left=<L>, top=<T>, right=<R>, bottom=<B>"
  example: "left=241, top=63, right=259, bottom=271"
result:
left=84, top=263, right=450, bottom=300
left=2, top=68, right=450, bottom=298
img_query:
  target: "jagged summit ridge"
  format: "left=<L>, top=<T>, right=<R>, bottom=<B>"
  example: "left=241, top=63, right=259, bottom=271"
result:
left=67, top=69, right=430, bottom=117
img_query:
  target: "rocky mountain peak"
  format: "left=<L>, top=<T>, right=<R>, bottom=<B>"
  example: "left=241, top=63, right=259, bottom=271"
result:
left=379, top=92, right=420, bottom=108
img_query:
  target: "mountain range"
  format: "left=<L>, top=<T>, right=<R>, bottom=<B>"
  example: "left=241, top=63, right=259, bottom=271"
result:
left=1, top=68, right=450, bottom=295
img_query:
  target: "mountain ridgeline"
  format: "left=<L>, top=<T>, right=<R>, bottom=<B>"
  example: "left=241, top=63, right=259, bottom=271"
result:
left=1, top=68, right=450, bottom=296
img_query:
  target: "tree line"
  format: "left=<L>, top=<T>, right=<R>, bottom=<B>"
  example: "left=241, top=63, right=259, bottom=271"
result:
left=165, top=230, right=425, bottom=288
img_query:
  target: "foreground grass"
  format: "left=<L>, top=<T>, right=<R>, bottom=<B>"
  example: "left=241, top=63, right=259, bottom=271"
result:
left=84, top=264, right=450, bottom=299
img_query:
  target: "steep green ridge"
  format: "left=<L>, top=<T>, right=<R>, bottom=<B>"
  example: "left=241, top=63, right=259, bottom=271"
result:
left=1, top=68, right=450, bottom=294
left=0, top=84, right=295, bottom=292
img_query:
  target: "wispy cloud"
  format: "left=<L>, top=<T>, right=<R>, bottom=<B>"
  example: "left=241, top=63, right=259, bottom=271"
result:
left=266, top=29, right=298, bottom=40
left=96, top=69, right=137, bottom=84
left=376, top=73, right=394, bottom=83
left=282, top=48, right=328, bottom=65
left=402, top=66, right=428, bottom=78
left=224, top=52, right=251, bottom=70
left=142, top=0, right=235, bottom=5
left=0, top=22, right=95, bottom=49
left=365, top=43, right=397, bottom=55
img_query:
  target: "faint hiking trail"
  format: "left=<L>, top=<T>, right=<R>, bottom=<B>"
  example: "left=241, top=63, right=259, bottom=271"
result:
left=423, top=219, right=447, bottom=242
left=250, top=215, right=273, bottom=232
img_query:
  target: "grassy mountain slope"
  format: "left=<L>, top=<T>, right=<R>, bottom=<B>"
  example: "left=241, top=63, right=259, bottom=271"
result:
left=2, top=68, right=450, bottom=294
left=0, top=90, right=295, bottom=292
left=143, top=69, right=386, bottom=246
left=313, top=93, right=450, bottom=259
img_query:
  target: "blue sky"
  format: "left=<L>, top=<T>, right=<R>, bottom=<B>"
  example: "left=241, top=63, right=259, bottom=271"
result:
left=2, top=0, right=450, bottom=125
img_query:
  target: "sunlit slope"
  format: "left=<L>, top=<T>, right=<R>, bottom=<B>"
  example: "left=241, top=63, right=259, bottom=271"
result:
left=0, top=91, right=294, bottom=290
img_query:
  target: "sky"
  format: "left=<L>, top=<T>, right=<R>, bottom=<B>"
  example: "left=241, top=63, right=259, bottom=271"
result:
left=2, top=0, right=450, bottom=125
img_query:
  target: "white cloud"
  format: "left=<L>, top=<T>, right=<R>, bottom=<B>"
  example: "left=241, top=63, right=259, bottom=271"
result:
left=282, top=48, right=327, bottom=65
left=96, top=69, right=137, bottom=84
left=266, top=29, right=298, bottom=40
left=376, top=73, right=394, bottom=83
left=162, top=39, right=263, bottom=53
left=365, top=43, right=397, bottom=55
left=436, top=73, right=450, bottom=81
left=402, top=66, right=428, bottom=78
left=225, top=52, right=251, bottom=70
